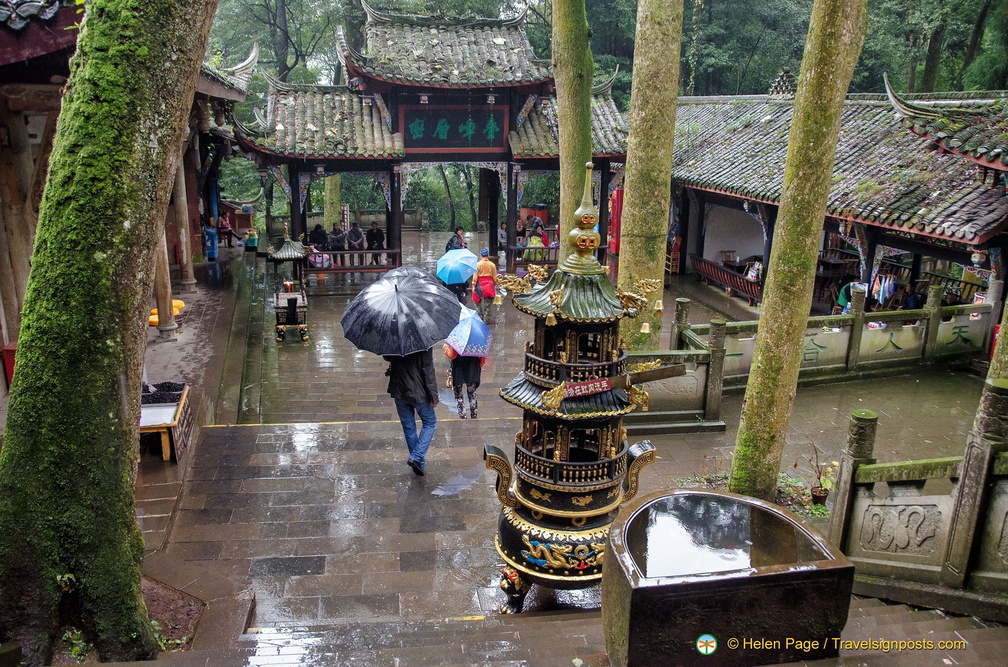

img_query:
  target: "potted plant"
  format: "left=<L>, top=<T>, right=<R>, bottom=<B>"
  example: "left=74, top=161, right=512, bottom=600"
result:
left=805, top=446, right=838, bottom=505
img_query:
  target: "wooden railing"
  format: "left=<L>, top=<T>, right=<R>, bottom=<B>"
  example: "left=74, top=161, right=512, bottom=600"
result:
left=689, top=254, right=762, bottom=305
left=301, top=249, right=402, bottom=275
left=523, top=352, right=627, bottom=386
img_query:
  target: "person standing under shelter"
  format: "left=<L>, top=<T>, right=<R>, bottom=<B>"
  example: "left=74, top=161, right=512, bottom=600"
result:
left=328, top=223, right=346, bottom=265
left=497, top=221, right=508, bottom=260
left=366, top=221, right=385, bottom=265
left=383, top=349, right=439, bottom=476
left=347, top=221, right=365, bottom=265
left=472, top=248, right=497, bottom=319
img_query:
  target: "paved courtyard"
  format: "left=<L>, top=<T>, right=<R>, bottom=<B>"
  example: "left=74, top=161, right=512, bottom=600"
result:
left=124, top=230, right=990, bottom=663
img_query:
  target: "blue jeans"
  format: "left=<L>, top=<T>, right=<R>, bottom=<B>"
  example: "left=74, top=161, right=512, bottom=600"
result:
left=394, top=398, right=437, bottom=469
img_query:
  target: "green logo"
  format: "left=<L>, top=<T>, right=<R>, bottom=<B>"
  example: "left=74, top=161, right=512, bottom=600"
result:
left=696, top=634, right=717, bottom=655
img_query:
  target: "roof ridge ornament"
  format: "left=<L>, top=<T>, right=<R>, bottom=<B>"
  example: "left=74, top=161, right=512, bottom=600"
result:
left=768, top=68, right=797, bottom=99
left=592, top=65, right=620, bottom=97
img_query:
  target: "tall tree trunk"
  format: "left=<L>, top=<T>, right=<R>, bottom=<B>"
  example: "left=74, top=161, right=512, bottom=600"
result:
left=0, top=0, right=217, bottom=663
left=324, top=174, right=341, bottom=228
left=919, top=23, right=946, bottom=92
left=438, top=165, right=457, bottom=229
left=275, top=0, right=292, bottom=81
left=552, top=0, right=594, bottom=259
left=956, top=0, right=994, bottom=90
left=727, top=0, right=867, bottom=500
left=457, top=166, right=479, bottom=229
left=618, top=0, right=685, bottom=349
left=906, top=33, right=918, bottom=93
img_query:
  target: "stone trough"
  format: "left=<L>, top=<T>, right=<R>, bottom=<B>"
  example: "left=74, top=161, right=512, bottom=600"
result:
left=603, top=489, right=853, bottom=666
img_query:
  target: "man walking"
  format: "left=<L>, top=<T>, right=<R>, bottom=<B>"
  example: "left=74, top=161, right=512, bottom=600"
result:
left=383, top=349, right=439, bottom=476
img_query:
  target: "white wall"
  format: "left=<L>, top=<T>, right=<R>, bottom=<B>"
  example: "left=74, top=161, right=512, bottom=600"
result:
left=703, top=205, right=766, bottom=263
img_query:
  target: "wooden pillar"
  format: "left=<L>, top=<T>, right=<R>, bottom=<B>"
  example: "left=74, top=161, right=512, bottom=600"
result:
left=597, top=158, right=610, bottom=266
left=677, top=187, right=691, bottom=275
left=507, top=163, right=519, bottom=273
left=694, top=192, right=708, bottom=259
left=760, top=206, right=777, bottom=293
left=0, top=100, right=33, bottom=320
left=389, top=166, right=401, bottom=266
left=153, top=228, right=177, bottom=339
left=288, top=163, right=305, bottom=241
left=173, top=163, right=196, bottom=291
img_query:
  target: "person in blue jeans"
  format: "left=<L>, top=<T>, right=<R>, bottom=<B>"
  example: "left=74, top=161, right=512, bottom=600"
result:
left=383, top=349, right=439, bottom=476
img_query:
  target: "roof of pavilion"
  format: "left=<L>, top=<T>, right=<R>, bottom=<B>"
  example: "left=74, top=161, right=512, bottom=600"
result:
left=337, top=0, right=551, bottom=89
left=509, top=75, right=628, bottom=159
left=233, top=74, right=406, bottom=160
left=234, top=73, right=627, bottom=162
left=884, top=75, right=1008, bottom=171
left=672, top=89, right=1008, bottom=246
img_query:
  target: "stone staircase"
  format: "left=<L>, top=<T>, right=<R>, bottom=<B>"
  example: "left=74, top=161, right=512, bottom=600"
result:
left=103, top=596, right=1008, bottom=666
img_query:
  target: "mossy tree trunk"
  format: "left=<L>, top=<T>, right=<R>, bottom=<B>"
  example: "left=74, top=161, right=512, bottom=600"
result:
left=727, top=0, right=867, bottom=500
left=617, top=0, right=685, bottom=349
left=323, top=174, right=341, bottom=228
left=0, top=0, right=217, bottom=663
left=552, top=0, right=594, bottom=259
left=986, top=299, right=1008, bottom=380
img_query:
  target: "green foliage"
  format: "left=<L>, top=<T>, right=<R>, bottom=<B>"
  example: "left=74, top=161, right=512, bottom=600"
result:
left=61, top=628, right=92, bottom=662
left=150, top=620, right=191, bottom=652
left=218, top=157, right=261, bottom=202
left=519, top=172, right=560, bottom=223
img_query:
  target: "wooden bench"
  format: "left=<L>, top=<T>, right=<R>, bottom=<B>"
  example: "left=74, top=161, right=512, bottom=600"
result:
left=689, top=254, right=762, bottom=305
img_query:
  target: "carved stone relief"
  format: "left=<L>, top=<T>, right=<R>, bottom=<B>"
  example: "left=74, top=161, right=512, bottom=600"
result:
left=859, top=504, right=941, bottom=556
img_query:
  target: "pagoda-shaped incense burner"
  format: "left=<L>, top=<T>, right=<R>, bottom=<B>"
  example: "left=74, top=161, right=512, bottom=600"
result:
left=485, top=163, right=675, bottom=613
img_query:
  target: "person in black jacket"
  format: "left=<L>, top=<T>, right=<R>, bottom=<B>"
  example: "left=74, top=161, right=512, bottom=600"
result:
left=383, top=349, right=439, bottom=475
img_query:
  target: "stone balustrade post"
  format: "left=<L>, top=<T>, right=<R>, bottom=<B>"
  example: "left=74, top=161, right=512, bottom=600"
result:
left=845, top=287, right=867, bottom=372
left=827, top=409, right=878, bottom=548
left=940, top=379, right=1008, bottom=588
left=704, top=320, right=726, bottom=420
left=670, top=297, right=690, bottom=350
left=923, top=283, right=944, bottom=362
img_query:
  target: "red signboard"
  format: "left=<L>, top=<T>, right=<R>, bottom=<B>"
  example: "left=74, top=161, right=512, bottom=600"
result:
left=563, top=378, right=612, bottom=399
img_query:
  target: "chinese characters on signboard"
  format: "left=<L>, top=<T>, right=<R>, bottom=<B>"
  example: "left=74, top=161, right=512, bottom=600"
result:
left=401, top=106, right=507, bottom=152
left=563, top=378, right=612, bottom=399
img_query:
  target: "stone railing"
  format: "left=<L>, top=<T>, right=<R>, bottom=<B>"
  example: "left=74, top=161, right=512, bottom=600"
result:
left=826, top=391, right=1008, bottom=623
left=672, top=282, right=1001, bottom=390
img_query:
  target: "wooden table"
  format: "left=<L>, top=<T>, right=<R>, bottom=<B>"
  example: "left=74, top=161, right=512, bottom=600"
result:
left=722, top=259, right=748, bottom=274
left=139, top=385, right=193, bottom=462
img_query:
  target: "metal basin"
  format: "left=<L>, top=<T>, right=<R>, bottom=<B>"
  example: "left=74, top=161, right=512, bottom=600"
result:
left=603, top=489, right=853, bottom=666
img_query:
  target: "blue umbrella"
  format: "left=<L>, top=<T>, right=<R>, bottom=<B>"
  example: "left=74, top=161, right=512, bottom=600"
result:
left=445, top=308, right=492, bottom=357
left=436, top=248, right=479, bottom=285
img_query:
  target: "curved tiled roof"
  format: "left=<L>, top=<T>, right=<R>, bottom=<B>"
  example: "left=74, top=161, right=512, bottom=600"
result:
left=200, top=44, right=259, bottom=95
left=234, top=76, right=404, bottom=160
left=884, top=75, right=1008, bottom=170
left=509, top=93, right=628, bottom=159
left=0, top=0, right=58, bottom=30
left=672, top=93, right=1008, bottom=245
left=339, top=1, right=550, bottom=89
left=500, top=375, right=634, bottom=420
left=514, top=268, right=627, bottom=322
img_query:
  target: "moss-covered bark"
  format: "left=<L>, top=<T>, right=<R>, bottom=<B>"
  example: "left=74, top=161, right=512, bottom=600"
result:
left=552, top=0, right=594, bottom=259
left=987, top=297, right=1008, bottom=381
left=0, top=0, right=217, bottom=663
left=727, top=0, right=867, bottom=500
left=617, top=0, right=684, bottom=349
left=323, top=174, right=341, bottom=228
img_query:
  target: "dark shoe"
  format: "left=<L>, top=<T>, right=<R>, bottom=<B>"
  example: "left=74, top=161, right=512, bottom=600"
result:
left=408, top=459, right=424, bottom=476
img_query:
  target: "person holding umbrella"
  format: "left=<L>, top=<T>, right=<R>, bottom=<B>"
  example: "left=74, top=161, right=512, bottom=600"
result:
left=341, top=268, right=461, bottom=476
left=443, top=308, right=492, bottom=419
left=472, top=249, right=497, bottom=319
left=384, top=349, right=439, bottom=475
left=437, top=247, right=479, bottom=305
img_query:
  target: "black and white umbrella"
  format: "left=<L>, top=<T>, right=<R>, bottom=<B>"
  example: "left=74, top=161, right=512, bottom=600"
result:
left=341, top=272, right=461, bottom=356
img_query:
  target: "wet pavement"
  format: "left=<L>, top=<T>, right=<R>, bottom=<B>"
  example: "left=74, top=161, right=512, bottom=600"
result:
left=91, top=231, right=996, bottom=662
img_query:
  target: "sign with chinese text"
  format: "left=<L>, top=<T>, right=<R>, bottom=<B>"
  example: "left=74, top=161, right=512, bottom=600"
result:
left=400, top=105, right=508, bottom=153
left=563, top=378, right=612, bottom=399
